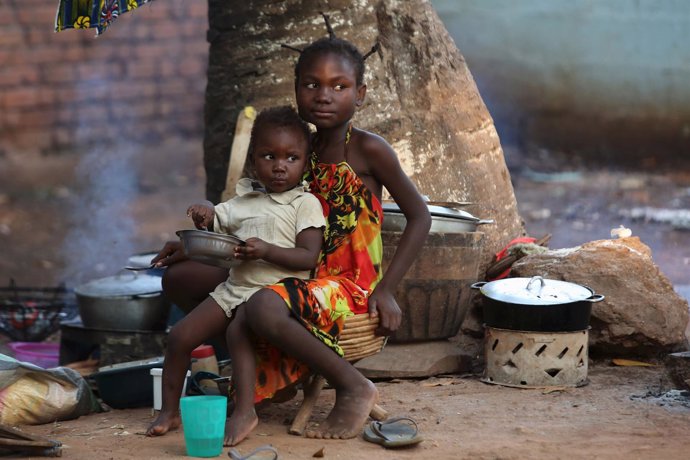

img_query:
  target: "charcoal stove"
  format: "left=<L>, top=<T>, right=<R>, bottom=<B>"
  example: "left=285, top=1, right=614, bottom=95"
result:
left=482, top=327, right=589, bottom=388
left=59, top=319, right=168, bottom=367
left=58, top=252, right=171, bottom=367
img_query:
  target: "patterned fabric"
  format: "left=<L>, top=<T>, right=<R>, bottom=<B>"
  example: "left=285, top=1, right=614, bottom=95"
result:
left=252, top=155, right=384, bottom=403
left=55, top=0, right=155, bottom=35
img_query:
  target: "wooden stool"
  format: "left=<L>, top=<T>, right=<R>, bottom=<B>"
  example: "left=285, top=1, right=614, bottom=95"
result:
left=289, top=313, right=389, bottom=435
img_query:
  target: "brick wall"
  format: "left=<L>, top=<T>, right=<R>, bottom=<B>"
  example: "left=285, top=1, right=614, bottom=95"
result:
left=0, top=0, right=208, bottom=156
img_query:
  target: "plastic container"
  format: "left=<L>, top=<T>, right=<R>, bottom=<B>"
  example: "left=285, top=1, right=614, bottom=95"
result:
left=180, top=395, right=227, bottom=457
left=91, top=357, right=164, bottom=409
left=191, top=345, right=219, bottom=391
left=7, top=342, right=60, bottom=368
left=191, top=345, right=219, bottom=375
left=150, top=368, right=190, bottom=411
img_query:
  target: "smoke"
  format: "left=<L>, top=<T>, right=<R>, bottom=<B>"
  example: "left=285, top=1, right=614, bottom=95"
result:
left=60, top=142, right=139, bottom=287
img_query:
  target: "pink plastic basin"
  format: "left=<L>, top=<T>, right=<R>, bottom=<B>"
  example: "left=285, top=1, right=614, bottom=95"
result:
left=8, top=342, right=60, bottom=368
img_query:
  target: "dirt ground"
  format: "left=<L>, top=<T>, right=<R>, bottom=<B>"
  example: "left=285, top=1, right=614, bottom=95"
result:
left=1, top=139, right=690, bottom=459
left=7, top=364, right=690, bottom=459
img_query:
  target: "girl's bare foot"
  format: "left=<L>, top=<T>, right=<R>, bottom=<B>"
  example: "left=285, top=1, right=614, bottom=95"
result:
left=146, top=411, right=181, bottom=436
left=305, top=379, right=378, bottom=440
left=223, top=408, right=258, bottom=446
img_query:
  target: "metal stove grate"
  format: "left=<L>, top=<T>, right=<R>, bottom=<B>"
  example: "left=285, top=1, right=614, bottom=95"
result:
left=0, top=280, right=77, bottom=342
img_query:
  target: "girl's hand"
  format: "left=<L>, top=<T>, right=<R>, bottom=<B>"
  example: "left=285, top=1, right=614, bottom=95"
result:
left=186, top=203, right=215, bottom=230
left=151, top=240, right=188, bottom=267
left=234, top=237, right=270, bottom=261
left=367, top=288, right=402, bottom=336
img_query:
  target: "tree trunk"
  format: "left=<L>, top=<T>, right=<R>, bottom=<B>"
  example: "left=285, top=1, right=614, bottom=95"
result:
left=205, top=0, right=524, bottom=265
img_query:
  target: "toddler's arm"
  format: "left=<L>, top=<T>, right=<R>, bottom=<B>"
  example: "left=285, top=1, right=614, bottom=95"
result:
left=234, top=227, right=323, bottom=271
left=187, top=201, right=215, bottom=230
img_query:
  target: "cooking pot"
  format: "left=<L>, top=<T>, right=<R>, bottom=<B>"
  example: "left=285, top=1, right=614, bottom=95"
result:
left=382, top=201, right=493, bottom=233
left=74, top=272, right=170, bottom=331
left=472, top=276, right=605, bottom=332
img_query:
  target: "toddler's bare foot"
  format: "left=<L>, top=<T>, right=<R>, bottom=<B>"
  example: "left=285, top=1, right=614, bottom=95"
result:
left=305, top=379, right=377, bottom=440
left=146, top=410, right=181, bottom=436
left=223, top=408, right=258, bottom=446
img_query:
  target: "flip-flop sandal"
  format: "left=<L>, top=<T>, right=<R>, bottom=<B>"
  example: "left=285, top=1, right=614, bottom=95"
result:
left=189, top=371, right=232, bottom=396
left=227, top=444, right=279, bottom=460
left=363, top=416, right=424, bottom=448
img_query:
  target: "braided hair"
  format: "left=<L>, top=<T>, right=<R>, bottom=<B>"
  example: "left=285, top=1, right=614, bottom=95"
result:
left=282, top=12, right=380, bottom=86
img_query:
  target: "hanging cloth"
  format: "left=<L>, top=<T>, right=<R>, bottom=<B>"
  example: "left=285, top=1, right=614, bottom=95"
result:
left=55, top=0, right=155, bottom=36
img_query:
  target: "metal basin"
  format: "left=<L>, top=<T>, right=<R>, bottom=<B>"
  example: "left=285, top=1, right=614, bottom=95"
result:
left=383, top=212, right=493, bottom=233
left=381, top=202, right=493, bottom=233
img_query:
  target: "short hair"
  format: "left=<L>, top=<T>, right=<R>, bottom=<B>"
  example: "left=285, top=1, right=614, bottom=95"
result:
left=248, top=106, right=311, bottom=159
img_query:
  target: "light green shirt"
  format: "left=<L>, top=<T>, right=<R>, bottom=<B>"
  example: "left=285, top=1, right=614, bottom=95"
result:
left=209, top=178, right=325, bottom=316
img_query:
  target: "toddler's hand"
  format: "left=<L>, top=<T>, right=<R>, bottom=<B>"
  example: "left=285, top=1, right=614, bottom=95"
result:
left=186, top=203, right=214, bottom=230
left=234, top=237, right=269, bottom=261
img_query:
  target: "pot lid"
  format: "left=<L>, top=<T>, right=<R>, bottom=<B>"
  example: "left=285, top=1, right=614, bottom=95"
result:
left=74, top=272, right=162, bottom=297
left=478, top=276, right=594, bottom=305
left=382, top=201, right=480, bottom=221
left=127, top=252, right=158, bottom=269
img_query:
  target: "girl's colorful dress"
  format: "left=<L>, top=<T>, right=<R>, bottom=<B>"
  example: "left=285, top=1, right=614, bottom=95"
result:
left=254, top=154, right=383, bottom=403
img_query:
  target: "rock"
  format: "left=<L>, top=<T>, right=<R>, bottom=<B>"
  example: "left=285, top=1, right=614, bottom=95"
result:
left=510, top=237, right=689, bottom=357
left=665, top=351, right=690, bottom=390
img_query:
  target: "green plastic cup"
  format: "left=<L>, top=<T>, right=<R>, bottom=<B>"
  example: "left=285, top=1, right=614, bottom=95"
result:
left=180, top=395, right=227, bottom=457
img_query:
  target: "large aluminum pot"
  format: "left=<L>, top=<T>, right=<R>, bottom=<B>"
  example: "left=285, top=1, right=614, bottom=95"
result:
left=382, top=202, right=494, bottom=233
left=472, top=276, right=605, bottom=332
left=74, top=273, right=170, bottom=331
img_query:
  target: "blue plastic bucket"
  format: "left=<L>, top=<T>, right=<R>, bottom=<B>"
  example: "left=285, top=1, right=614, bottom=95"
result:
left=180, top=395, right=227, bottom=457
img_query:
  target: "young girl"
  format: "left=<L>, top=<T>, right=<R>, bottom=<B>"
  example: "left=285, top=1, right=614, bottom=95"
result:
left=146, top=105, right=326, bottom=438
left=149, top=21, right=431, bottom=446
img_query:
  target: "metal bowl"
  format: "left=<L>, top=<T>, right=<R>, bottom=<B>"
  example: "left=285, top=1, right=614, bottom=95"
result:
left=176, top=229, right=245, bottom=269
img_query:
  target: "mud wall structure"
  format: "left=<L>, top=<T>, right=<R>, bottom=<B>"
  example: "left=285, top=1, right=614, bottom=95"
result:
left=0, top=1, right=208, bottom=157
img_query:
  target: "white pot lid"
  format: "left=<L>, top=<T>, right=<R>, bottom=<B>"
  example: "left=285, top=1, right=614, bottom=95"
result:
left=478, top=276, right=595, bottom=305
